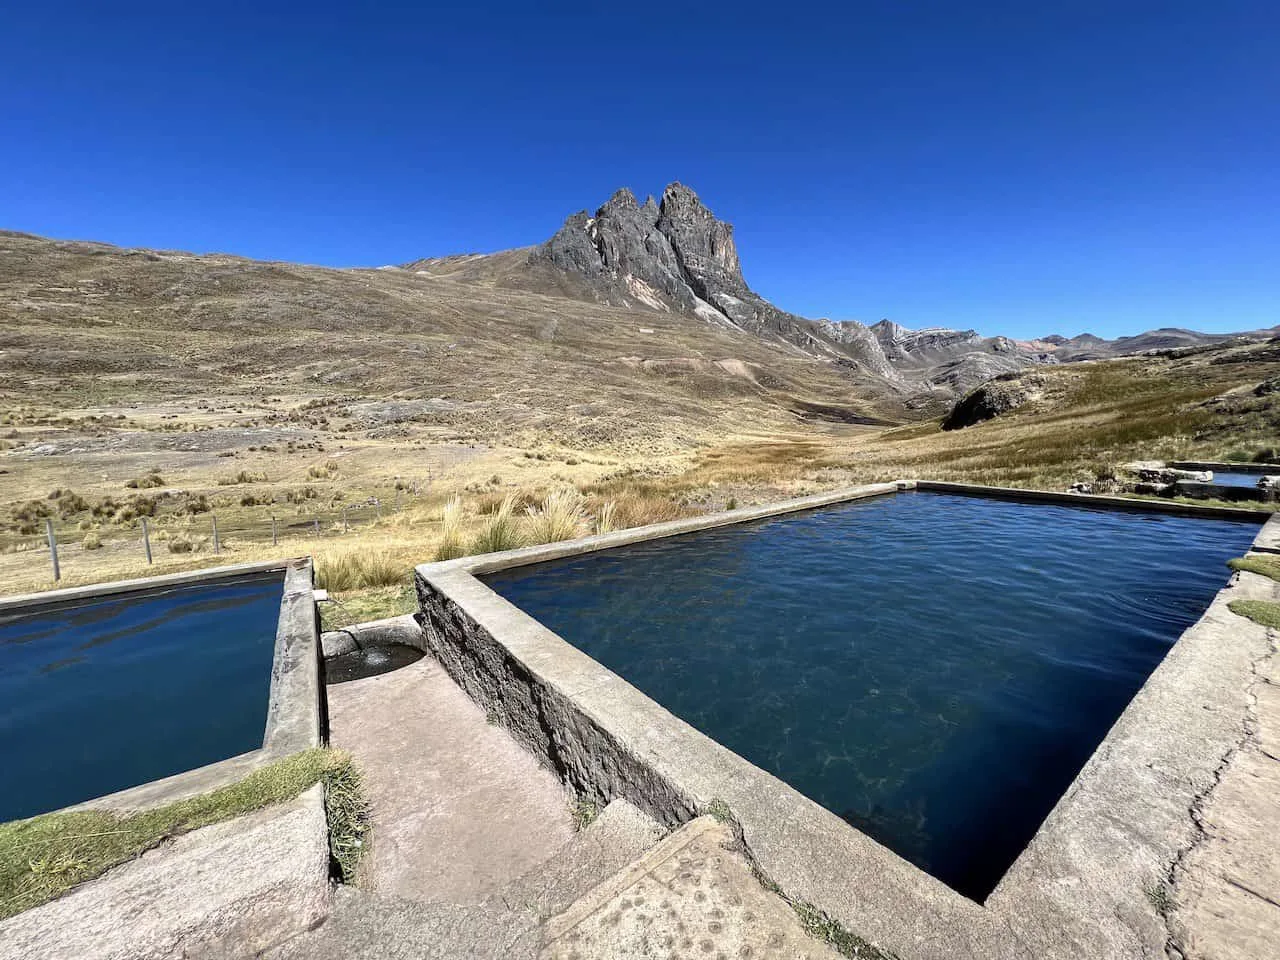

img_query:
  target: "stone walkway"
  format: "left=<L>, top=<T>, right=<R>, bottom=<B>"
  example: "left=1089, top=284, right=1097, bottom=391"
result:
left=326, top=655, right=576, bottom=903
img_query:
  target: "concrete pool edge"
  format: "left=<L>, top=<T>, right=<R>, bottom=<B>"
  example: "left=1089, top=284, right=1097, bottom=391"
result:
left=9, top=559, right=325, bottom=816
left=414, top=482, right=1277, bottom=959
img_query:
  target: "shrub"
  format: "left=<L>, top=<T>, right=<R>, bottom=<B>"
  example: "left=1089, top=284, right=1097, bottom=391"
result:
left=125, top=473, right=165, bottom=489
left=307, top=459, right=340, bottom=480
left=470, top=494, right=526, bottom=555
left=182, top=495, right=211, bottom=515
left=526, top=489, right=587, bottom=544
left=168, top=535, right=195, bottom=554
left=218, top=470, right=265, bottom=486
left=82, top=532, right=102, bottom=550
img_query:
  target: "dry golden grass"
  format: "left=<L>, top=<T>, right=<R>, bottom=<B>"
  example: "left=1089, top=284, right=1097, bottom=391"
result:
left=525, top=489, right=589, bottom=543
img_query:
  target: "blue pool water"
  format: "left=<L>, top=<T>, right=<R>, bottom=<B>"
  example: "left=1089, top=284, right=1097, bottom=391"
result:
left=484, top=492, right=1258, bottom=900
left=0, top=572, right=282, bottom=822
left=1213, top=471, right=1266, bottom=488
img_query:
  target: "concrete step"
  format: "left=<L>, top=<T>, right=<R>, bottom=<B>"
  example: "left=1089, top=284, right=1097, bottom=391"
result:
left=267, top=799, right=666, bottom=960
left=267, top=885, right=540, bottom=960
left=494, top=796, right=667, bottom=922
left=540, top=815, right=844, bottom=959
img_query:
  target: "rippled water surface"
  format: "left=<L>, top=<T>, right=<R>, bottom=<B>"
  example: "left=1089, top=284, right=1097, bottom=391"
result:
left=0, top=573, right=282, bottom=821
left=485, top=492, right=1258, bottom=900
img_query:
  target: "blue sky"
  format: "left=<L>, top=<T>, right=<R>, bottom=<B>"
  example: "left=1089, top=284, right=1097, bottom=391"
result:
left=2, top=2, right=1276, bottom=339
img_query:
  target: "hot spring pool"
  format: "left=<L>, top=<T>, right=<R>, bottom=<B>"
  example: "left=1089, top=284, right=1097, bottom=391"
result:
left=0, top=571, right=284, bottom=822
left=1212, top=470, right=1267, bottom=488
left=483, top=492, right=1259, bottom=900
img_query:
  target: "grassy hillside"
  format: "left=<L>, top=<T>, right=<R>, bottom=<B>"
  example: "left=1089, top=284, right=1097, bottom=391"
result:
left=2, top=230, right=1276, bottom=603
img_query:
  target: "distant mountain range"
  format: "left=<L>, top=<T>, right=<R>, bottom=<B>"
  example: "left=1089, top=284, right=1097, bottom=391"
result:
left=405, top=183, right=1277, bottom=400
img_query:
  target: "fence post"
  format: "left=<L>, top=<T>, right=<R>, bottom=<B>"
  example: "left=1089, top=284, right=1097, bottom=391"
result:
left=141, top=517, right=153, bottom=564
left=376, top=498, right=382, bottom=521
left=212, top=514, right=221, bottom=554
left=272, top=515, right=278, bottom=546
left=313, top=518, right=321, bottom=537
left=342, top=507, right=348, bottom=532
left=395, top=490, right=401, bottom=512
left=45, top=519, right=60, bottom=582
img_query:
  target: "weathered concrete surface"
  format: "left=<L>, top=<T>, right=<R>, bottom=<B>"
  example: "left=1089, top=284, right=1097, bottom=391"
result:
left=0, top=786, right=330, bottom=960
left=542, top=816, right=842, bottom=959
left=269, top=798, right=667, bottom=960
left=262, top=559, right=323, bottom=759
left=415, top=487, right=1280, bottom=959
left=1165, top=555, right=1280, bottom=959
left=326, top=653, right=576, bottom=902
left=321, top=612, right=424, bottom=659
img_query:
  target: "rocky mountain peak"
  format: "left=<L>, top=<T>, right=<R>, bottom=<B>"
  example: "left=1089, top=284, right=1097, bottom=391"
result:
left=524, top=182, right=1044, bottom=397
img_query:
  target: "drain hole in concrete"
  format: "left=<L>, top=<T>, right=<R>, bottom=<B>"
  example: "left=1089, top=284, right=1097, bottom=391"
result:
left=326, top=644, right=425, bottom=684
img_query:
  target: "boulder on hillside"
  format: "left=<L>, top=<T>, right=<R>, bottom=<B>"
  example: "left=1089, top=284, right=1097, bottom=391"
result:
left=1255, top=375, right=1280, bottom=396
left=941, top=373, right=1043, bottom=430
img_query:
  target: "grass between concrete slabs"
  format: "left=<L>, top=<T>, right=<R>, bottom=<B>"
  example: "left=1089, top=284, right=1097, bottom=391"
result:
left=1226, top=555, right=1280, bottom=629
left=0, top=747, right=370, bottom=920
left=570, top=799, right=599, bottom=831
left=1228, top=599, right=1280, bottom=630
left=1228, top=555, right=1280, bottom=582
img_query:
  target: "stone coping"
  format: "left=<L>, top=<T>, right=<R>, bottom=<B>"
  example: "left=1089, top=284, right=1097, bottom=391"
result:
left=414, top=482, right=1277, bottom=958
left=7, top=559, right=324, bottom=815
left=917, top=479, right=1272, bottom=520
left=1171, top=459, right=1280, bottom=475
left=0, top=558, right=301, bottom=614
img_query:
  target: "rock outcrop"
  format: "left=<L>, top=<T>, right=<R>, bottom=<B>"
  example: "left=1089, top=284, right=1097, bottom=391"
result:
left=527, top=183, right=1044, bottom=394
left=407, top=182, right=1280, bottom=404
left=942, top=372, right=1045, bottom=430
left=532, top=184, right=861, bottom=358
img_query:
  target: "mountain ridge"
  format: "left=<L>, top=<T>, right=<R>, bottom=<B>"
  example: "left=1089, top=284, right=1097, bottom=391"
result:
left=403, top=183, right=1277, bottom=399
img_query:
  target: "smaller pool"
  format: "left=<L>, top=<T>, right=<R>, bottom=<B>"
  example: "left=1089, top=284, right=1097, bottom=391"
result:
left=1213, top=471, right=1268, bottom=488
left=0, top=572, right=284, bottom=822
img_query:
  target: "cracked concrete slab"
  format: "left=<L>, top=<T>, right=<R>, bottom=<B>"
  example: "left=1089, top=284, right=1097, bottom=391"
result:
left=541, top=816, right=841, bottom=960
left=1167, top=562, right=1280, bottom=960
left=0, top=787, right=329, bottom=960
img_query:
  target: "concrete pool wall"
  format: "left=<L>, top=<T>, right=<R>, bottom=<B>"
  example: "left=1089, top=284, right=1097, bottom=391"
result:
left=0, top=559, right=330, bottom=959
left=413, top=481, right=1280, bottom=960
left=0, top=558, right=324, bottom=813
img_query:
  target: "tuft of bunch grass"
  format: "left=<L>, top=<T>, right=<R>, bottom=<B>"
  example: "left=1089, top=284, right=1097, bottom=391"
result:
left=525, top=489, right=587, bottom=544
left=594, top=501, right=617, bottom=536
left=469, top=494, right=527, bottom=555
left=433, top=496, right=467, bottom=561
left=316, top=549, right=403, bottom=591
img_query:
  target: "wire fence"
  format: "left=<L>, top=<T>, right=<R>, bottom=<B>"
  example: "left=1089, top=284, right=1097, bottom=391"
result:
left=7, top=487, right=434, bottom=584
